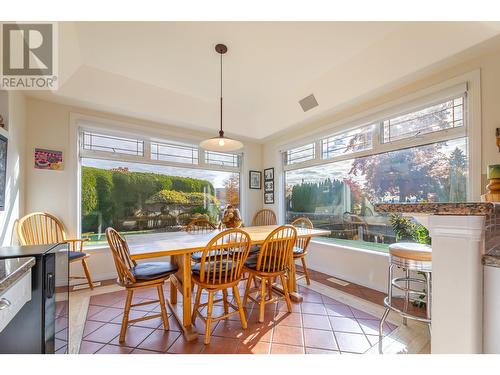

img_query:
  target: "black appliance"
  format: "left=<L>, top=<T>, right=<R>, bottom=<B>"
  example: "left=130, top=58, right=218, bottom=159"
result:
left=0, top=243, right=69, bottom=354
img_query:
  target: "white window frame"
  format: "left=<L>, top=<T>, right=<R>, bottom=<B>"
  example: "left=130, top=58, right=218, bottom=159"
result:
left=279, top=70, right=482, bottom=218
left=68, top=113, right=243, bottom=239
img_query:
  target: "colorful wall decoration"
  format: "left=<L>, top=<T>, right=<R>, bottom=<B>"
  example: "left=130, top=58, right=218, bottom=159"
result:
left=34, top=148, right=63, bottom=170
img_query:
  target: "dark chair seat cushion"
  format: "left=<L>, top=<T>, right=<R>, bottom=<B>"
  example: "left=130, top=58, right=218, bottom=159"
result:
left=293, top=246, right=305, bottom=255
left=192, top=261, right=235, bottom=278
left=69, top=251, right=87, bottom=261
left=244, top=257, right=258, bottom=270
left=131, top=262, right=178, bottom=281
left=249, top=245, right=261, bottom=254
left=244, top=256, right=280, bottom=271
left=191, top=250, right=229, bottom=263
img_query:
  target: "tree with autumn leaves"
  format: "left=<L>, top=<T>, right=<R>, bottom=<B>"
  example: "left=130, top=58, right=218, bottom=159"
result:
left=349, top=144, right=467, bottom=203
left=223, top=173, right=240, bottom=207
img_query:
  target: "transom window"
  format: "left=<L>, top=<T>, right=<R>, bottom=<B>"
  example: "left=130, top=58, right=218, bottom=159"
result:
left=321, top=124, right=374, bottom=160
left=82, top=131, right=144, bottom=156
left=151, top=141, right=198, bottom=165
left=285, top=143, right=315, bottom=165
left=382, top=96, right=464, bottom=143
left=205, top=151, right=240, bottom=168
left=284, top=94, right=467, bottom=168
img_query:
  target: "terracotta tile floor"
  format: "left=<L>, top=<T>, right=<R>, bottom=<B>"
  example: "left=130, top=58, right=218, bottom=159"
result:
left=297, top=266, right=426, bottom=318
left=55, top=301, right=69, bottom=354
left=79, top=279, right=398, bottom=354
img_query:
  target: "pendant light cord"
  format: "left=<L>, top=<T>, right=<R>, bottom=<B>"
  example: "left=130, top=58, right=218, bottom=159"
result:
left=219, top=52, right=223, bottom=135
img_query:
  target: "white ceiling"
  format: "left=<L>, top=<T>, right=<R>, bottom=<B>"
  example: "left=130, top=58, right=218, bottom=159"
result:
left=30, top=21, right=500, bottom=141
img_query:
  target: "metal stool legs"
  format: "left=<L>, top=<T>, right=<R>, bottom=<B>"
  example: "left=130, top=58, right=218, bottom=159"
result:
left=379, top=263, right=432, bottom=338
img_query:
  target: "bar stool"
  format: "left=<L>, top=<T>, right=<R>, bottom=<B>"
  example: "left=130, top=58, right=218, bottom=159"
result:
left=379, top=242, right=432, bottom=337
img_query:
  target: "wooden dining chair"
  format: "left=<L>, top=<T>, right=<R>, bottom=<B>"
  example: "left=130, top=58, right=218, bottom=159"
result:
left=191, top=229, right=251, bottom=344
left=186, top=218, right=217, bottom=233
left=105, top=228, right=178, bottom=342
left=291, top=217, right=313, bottom=285
left=243, top=225, right=297, bottom=322
left=251, top=209, right=277, bottom=226
left=187, top=218, right=218, bottom=263
left=16, top=212, right=94, bottom=289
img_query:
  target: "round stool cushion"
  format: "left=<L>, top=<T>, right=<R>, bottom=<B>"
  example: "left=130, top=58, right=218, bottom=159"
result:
left=388, top=242, right=432, bottom=261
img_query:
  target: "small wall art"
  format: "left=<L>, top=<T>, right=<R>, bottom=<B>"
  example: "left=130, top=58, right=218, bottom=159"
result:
left=249, top=170, right=262, bottom=189
left=264, top=167, right=274, bottom=205
left=264, top=192, right=274, bottom=204
left=35, top=148, right=63, bottom=170
left=264, top=167, right=274, bottom=180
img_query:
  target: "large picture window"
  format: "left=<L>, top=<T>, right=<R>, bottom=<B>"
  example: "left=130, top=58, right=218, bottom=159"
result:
left=79, top=129, right=240, bottom=246
left=284, top=94, right=468, bottom=252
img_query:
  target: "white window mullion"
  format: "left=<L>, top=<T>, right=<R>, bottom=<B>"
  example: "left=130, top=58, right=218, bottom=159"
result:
left=143, top=140, right=152, bottom=163
left=315, top=139, right=322, bottom=161
left=373, top=121, right=382, bottom=153
left=198, top=149, right=206, bottom=168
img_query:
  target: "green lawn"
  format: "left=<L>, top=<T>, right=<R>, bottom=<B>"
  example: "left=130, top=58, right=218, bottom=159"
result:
left=82, top=229, right=160, bottom=246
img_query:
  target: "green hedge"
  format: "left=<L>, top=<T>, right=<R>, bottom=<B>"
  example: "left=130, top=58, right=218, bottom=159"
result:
left=82, top=166, right=216, bottom=233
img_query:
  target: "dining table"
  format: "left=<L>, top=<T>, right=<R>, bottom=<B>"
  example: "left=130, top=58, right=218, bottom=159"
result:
left=127, top=225, right=331, bottom=341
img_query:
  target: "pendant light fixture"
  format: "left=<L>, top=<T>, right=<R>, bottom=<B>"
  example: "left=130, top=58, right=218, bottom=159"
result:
left=199, top=44, right=244, bottom=152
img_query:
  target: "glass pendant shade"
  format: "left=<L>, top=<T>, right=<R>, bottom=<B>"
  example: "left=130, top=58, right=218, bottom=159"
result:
left=199, top=134, right=244, bottom=152
left=200, top=43, right=243, bottom=153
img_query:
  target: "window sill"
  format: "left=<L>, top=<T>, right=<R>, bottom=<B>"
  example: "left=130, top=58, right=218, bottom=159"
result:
left=83, top=244, right=109, bottom=252
left=310, top=238, right=390, bottom=256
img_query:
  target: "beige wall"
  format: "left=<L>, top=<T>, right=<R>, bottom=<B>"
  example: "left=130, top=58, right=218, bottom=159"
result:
left=0, top=92, right=26, bottom=246
left=262, top=45, right=500, bottom=220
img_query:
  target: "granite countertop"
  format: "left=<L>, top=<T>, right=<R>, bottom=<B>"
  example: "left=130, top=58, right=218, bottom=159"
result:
left=374, top=202, right=500, bottom=268
left=0, top=257, right=36, bottom=293
left=483, top=255, right=500, bottom=268
left=374, top=202, right=500, bottom=216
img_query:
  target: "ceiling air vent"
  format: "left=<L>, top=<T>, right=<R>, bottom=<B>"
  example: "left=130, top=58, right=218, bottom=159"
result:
left=299, top=94, right=318, bottom=112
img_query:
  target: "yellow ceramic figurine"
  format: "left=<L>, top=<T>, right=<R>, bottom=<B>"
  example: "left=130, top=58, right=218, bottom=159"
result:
left=221, top=205, right=242, bottom=228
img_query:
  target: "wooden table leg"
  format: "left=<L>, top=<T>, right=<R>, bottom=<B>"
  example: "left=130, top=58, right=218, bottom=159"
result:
left=170, top=276, right=177, bottom=304
left=167, top=254, right=198, bottom=341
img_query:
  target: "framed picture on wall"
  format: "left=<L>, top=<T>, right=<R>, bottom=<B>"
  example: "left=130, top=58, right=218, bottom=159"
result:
left=249, top=170, right=262, bottom=189
left=264, top=167, right=274, bottom=181
left=34, top=148, right=63, bottom=170
left=264, top=192, right=274, bottom=204
left=264, top=180, right=274, bottom=192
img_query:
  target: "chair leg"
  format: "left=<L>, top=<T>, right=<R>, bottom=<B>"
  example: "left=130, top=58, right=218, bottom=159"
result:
left=204, top=291, right=214, bottom=345
left=267, top=277, right=273, bottom=301
left=300, top=256, right=311, bottom=285
left=279, top=274, right=292, bottom=313
left=233, top=285, right=247, bottom=329
left=259, top=277, right=266, bottom=323
left=119, top=289, right=133, bottom=342
left=222, top=289, right=229, bottom=315
left=81, top=258, right=94, bottom=290
left=192, top=284, right=202, bottom=325
left=156, top=284, right=169, bottom=331
left=243, top=273, right=253, bottom=306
